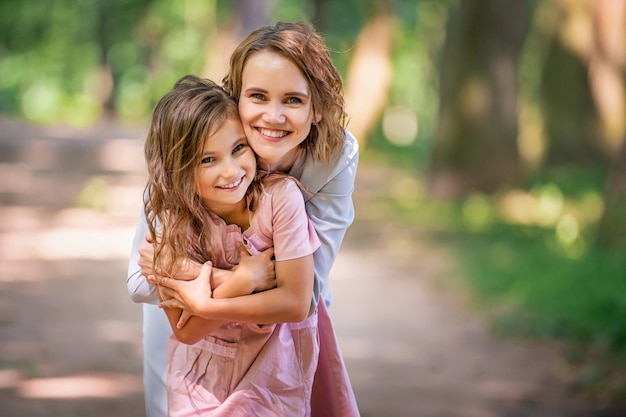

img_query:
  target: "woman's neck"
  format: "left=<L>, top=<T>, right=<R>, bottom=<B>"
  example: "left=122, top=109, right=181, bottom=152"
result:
left=258, top=148, right=301, bottom=173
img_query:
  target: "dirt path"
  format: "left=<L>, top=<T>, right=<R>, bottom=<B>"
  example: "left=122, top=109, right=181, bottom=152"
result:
left=0, top=118, right=621, bottom=416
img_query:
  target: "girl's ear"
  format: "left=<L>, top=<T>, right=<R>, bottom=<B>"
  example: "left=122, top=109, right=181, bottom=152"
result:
left=314, top=112, right=322, bottom=124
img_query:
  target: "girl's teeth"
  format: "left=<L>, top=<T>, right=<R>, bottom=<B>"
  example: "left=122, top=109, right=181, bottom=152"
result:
left=222, top=177, right=242, bottom=189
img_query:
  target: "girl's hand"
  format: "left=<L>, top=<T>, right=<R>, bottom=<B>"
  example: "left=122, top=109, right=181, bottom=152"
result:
left=156, top=262, right=213, bottom=328
left=210, top=244, right=276, bottom=299
left=233, top=242, right=276, bottom=293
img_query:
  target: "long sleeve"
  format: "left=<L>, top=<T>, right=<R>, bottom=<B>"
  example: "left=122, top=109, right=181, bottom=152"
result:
left=127, top=207, right=159, bottom=304
left=291, top=130, right=359, bottom=313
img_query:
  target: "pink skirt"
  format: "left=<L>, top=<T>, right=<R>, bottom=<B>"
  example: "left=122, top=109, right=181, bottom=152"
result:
left=167, top=314, right=319, bottom=417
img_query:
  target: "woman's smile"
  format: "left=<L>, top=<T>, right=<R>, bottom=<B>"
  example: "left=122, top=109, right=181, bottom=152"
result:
left=238, top=51, right=318, bottom=172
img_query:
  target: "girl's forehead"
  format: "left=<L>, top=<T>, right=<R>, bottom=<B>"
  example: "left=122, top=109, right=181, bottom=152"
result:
left=201, top=117, right=245, bottom=149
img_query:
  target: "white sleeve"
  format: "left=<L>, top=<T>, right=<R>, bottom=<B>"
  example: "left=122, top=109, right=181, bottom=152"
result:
left=127, top=207, right=159, bottom=304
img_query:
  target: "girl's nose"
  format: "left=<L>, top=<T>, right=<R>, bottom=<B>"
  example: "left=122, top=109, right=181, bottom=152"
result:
left=222, top=157, right=239, bottom=178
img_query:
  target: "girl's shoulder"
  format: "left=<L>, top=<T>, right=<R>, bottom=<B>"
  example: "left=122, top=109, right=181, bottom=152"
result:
left=261, top=174, right=302, bottom=196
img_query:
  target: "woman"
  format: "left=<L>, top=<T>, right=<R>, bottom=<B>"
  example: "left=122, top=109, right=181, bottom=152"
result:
left=128, top=21, right=359, bottom=417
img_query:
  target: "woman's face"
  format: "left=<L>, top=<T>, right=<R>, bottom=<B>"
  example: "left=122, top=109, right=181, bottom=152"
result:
left=237, top=51, right=320, bottom=173
left=195, top=117, right=256, bottom=219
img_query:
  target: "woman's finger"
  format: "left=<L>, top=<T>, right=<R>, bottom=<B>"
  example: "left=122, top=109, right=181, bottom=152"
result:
left=156, top=276, right=180, bottom=290
left=235, top=241, right=249, bottom=257
left=159, top=286, right=178, bottom=301
left=159, top=298, right=183, bottom=309
left=177, top=310, right=192, bottom=329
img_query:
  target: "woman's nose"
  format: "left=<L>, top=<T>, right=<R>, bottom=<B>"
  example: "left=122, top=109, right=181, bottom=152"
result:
left=262, top=102, right=286, bottom=124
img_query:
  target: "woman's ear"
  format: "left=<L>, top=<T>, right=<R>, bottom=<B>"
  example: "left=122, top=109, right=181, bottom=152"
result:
left=314, top=112, right=322, bottom=124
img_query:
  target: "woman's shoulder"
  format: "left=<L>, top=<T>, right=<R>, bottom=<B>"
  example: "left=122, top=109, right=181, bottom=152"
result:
left=342, top=129, right=359, bottom=160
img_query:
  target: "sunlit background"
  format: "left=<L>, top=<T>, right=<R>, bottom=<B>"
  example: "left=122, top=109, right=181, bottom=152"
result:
left=1, top=0, right=625, bottom=416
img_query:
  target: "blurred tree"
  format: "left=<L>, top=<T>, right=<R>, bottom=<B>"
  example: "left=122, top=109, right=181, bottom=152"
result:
left=599, top=136, right=626, bottom=249
left=539, top=0, right=605, bottom=166
left=201, top=0, right=272, bottom=83
left=428, top=0, right=528, bottom=198
left=344, top=0, right=394, bottom=144
left=591, top=0, right=626, bottom=249
left=233, top=0, right=271, bottom=35
left=96, top=0, right=154, bottom=114
left=587, top=0, right=625, bottom=154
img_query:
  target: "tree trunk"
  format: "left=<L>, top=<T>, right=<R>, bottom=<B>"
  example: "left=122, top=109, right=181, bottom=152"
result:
left=344, top=3, right=394, bottom=145
left=592, top=0, right=626, bottom=249
left=428, top=0, right=527, bottom=198
left=598, top=136, right=626, bottom=249
left=201, top=0, right=272, bottom=82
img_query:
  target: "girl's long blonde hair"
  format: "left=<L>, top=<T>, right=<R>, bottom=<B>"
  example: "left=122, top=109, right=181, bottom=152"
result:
left=144, top=75, right=262, bottom=275
left=223, top=21, right=348, bottom=164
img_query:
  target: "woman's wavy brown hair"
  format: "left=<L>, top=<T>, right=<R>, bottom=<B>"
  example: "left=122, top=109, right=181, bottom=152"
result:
left=223, top=21, right=348, bottom=164
left=143, top=75, right=262, bottom=275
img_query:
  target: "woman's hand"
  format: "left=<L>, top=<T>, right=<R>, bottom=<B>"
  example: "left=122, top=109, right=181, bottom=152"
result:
left=137, top=232, right=156, bottom=278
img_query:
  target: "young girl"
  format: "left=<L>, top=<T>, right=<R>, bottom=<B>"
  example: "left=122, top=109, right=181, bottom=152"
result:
left=128, top=21, right=360, bottom=416
left=144, top=75, right=320, bottom=416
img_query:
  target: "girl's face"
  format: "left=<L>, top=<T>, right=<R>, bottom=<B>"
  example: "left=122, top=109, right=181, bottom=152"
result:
left=195, top=117, right=256, bottom=218
left=237, top=51, right=320, bottom=173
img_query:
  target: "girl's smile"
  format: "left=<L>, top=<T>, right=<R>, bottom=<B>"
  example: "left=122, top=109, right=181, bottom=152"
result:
left=195, top=117, right=256, bottom=221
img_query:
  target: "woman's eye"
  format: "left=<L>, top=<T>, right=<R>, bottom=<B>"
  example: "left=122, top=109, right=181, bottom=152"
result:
left=251, top=93, right=265, bottom=100
left=286, top=97, right=302, bottom=104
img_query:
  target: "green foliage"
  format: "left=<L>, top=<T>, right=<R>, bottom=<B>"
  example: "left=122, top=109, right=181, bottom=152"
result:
left=456, top=224, right=626, bottom=351
left=374, top=159, right=626, bottom=355
left=0, top=0, right=453, bottom=135
left=0, top=0, right=226, bottom=125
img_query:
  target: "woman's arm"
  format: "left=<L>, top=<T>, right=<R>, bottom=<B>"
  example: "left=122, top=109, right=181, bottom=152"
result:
left=127, top=209, right=159, bottom=303
left=300, top=131, right=359, bottom=312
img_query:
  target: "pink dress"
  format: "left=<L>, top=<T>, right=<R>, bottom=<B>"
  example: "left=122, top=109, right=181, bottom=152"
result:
left=167, top=178, right=321, bottom=417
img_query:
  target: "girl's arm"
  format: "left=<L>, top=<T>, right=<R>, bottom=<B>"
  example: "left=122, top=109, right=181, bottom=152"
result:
left=155, top=254, right=313, bottom=344
left=158, top=177, right=318, bottom=344
left=129, top=207, right=275, bottom=302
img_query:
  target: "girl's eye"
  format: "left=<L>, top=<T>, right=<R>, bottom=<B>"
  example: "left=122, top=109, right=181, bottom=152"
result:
left=251, top=93, right=265, bottom=100
left=201, top=156, right=214, bottom=164
left=232, top=144, right=245, bottom=154
left=286, top=97, right=302, bottom=104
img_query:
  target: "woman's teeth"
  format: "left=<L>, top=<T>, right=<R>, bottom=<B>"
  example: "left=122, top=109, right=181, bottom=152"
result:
left=258, top=128, right=287, bottom=138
